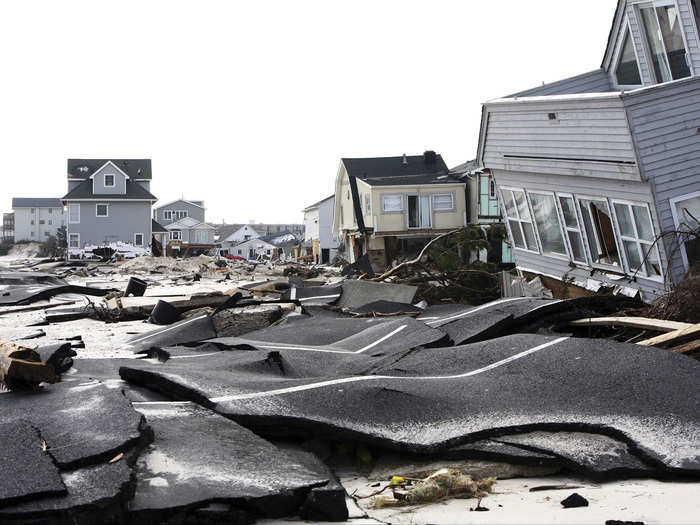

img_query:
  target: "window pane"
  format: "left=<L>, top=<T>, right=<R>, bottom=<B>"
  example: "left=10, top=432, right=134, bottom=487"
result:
left=408, top=196, right=419, bottom=228
left=559, top=196, right=578, bottom=228
left=523, top=223, right=538, bottom=251
left=568, top=231, right=586, bottom=262
left=645, top=245, right=663, bottom=277
left=614, top=203, right=635, bottom=237
left=382, top=195, right=403, bottom=212
left=508, top=220, right=525, bottom=248
left=433, top=194, right=453, bottom=211
left=530, top=193, right=567, bottom=255
left=513, top=191, right=530, bottom=220
left=624, top=240, right=643, bottom=272
left=502, top=190, right=517, bottom=218
left=632, top=205, right=654, bottom=242
left=640, top=7, right=672, bottom=82
left=656, top=5, right=691, bottom=80
left=580, top=199, right=621, bottom=266
left=616, top=30, right=642, bottom=85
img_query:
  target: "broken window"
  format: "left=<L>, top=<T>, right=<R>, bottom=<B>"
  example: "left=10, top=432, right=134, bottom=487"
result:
left=432, top=193, right=454, bottom=211
left=501, top=189, right=537, bottom=251
left=671, top=192, right=700, bottom=269
left=639, top=3, right=691, bottom=82
left=529, top=193, right=567, bottom=256
left=69, top=233, right=80, bottom=249
left=96, top=204, right=108, bottom=217
left=559, top=195, right=587, bottom=264
left=408, top=195, right=431, bottom=229
left=578, top=198, right=621, bottom=268
left=382, top=195, right=403, bottom=213
left=613, top=201, right=662, bottom=278
left=615, top=28, right=642, bottom=85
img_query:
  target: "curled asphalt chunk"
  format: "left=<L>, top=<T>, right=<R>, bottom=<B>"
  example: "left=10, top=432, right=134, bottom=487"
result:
left=0, top=272, right=114, bottom=306
left=121, top=335, right=700, bottom=477
left=125, top=314, right=217, bottom=354
left=128, top=403, right=339, bottom=523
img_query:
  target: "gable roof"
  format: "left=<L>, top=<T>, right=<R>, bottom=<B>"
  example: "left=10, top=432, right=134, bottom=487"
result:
left=62, top=179, right=157, bottom=201
left=12, top=198, right=63, bottom=209
left=155, top=199, right=205, bottom=210
left=342, top=152, right=460, bottom=186
left=303, top=195, right=334, bottom=212
left=165, top=217, right=200, bottom=229
left=67, top=159, right=152, bottom=180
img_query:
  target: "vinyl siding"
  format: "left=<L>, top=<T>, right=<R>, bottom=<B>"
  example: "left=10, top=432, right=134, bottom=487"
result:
left=482, top=96, right=641, bottom=181
left=623, top=3, right=655, bottom=85
left=678, top=0, right=700, bottom=74
left=492, top=169, right=666, bottom=301
left=92, top=164, right=127, bottom=195
left=511, top=70, right=613, bottom=97
left=66, top=201, right=152, bottom=247
left=623, top=77, right=700, bottom=281
left=155, top=200, right=205, bottom=223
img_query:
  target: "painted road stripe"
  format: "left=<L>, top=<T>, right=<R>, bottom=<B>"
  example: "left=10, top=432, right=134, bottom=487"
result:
left=210, top=337, right=569, bottom=402
left=425, top=297, right=530, bottom=326
left=170, top=352, right=221, bottom=359
left=298, top=294, right=341, bottom=302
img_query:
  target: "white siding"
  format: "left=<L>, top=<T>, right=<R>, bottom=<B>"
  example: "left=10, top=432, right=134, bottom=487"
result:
left=512, top=69, right=613, bottom=97
left=482, top=96, right=640, bottom=181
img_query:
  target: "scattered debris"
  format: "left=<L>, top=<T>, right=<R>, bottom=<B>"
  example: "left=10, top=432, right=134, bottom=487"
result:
left=561, top=492, right=589, bottom=508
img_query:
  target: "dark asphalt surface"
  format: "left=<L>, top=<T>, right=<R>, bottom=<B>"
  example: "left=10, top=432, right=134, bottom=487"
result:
left=126, top=314, right=217, bottom=354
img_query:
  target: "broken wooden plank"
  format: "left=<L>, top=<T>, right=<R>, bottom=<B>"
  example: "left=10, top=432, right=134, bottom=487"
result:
left=569, top=317, right=692, bottom=333
left=637, top=323, right=700, bottom=347
left=0, top=343, right=58, bottom=390
left=669, top=339, right=700, bottom=355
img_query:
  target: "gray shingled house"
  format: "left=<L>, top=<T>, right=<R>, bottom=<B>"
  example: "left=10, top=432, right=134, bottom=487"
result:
left=62, top=159, right=157, bottom=256
left=477, top=0, right=700, bottom=301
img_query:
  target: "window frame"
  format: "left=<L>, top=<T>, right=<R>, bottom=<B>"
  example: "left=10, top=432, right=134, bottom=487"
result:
left=432, top=192, right=455, bottom=212
left=175, top=210, right=188, bottom=220
left=96, top=203, right=109, bottom=218
left=68, top=204, right=80, bottom=224
left=575, top=195, right=625, bottom=272
left=669, top=189, right=700, bottom=271
left=68, top=233, right=80, bottom=249
left=634, top=0, right=694, bottom=83
left=381, top=194, right=404, bottom=213
left=527, top=190, right=571, bottom=260
left=500, top=187, right=540, bottom=254
left=163, top=210, right=173, bottom=221
left=557, top=192, right=590, bottom=266
left=170, top=230, right=182, bottom=241
left=406, top=194, right=433, bottom=229
left=611, top=19, right=644, bottom=89
left=611, top=199, right=664, bottom=281
left=134, top=233, right=144, bottom=246
left=104, top=174, right=115, bottom=188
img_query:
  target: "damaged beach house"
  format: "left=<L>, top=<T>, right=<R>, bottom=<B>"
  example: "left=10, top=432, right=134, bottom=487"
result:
left=333, top=151, right=468, bottom=271
left=477, top=0, right=700, bottom=301
left=62, top=159, right=157, bottom=259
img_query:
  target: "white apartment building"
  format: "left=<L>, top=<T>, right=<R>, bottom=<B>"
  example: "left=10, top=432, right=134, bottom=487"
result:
left=12, top=198, right=66, bottom=242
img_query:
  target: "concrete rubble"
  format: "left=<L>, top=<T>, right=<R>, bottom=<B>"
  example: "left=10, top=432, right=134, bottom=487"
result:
left=0, top=253, right=698, bottom=524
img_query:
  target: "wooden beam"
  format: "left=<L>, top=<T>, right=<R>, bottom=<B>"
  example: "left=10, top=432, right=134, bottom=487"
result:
left=670, top=339, right=700, bottom=354
left=0, top=343, right=57, bottom=390
left=637, top=323, right=700, bottom=347
left=569, top=317, right=692, bottom=333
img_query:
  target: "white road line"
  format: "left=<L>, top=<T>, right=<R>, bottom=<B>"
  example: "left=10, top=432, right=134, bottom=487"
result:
left=210, top=337, right=568, bottom=402
left=298, top=294, right=341, bottom=302
left=290, top=288, right=297, bottom=300
left=132, top=401, right=192, bottom=405
left=127, top=315, right=209, bottom=345
left=170, top=352, right=221, bottom=359
left=425, top=297, right=530, bottom=326
left=254, top=324, right=408, bottom=355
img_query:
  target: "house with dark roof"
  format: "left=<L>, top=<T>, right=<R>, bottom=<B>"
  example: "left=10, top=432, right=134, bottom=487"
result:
left=332, top=151, right=467, bottom=269
left=476, top=0, right=700, bottom=301
left=62, top=159, right=157, bottom=256
left=11, top=198, right=65, bottom=242
left=153, top=199, right=206, bottom=225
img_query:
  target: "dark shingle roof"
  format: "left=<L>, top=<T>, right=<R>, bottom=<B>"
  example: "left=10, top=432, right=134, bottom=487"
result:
left=67, top=159, right=152, bottom=180
left=342, top=152, right=461, bottom=186
left=152, top=220, right=168, bottom=233
left=62, top=180, right=157, bottom=201
left=12, top=198, right=63, bottom=209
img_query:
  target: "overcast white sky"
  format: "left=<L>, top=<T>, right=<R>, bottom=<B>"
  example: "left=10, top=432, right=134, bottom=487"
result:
left=0, top=0, right=616, bottom=224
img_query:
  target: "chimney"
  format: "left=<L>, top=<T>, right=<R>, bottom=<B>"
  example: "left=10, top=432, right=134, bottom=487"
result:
left=424, top=150, right=437, bottom=164
left=402, top=154, right=408, bottom=165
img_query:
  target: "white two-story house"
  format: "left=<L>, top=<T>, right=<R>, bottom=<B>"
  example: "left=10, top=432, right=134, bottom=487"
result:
left=477, top=0, right=700, bottom=301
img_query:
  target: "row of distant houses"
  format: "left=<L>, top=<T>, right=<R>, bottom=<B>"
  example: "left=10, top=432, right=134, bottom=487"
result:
left=301, top=0, right=700, bottom=302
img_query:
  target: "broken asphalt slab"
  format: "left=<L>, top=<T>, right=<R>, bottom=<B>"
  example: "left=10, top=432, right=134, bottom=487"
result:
left=335, top=280, right=417, bottom=310
left=125, top=314, right=217, bottom=354
left=0, top=420, right=67, bottom=508
left=128, top=402, right=343, bottom=522
left=0, top=381, right=150, bottom=469
left=281, top=284, right=343, bottom=306
left=0, top=272, right=114, bottom=306
left=120, top=334, right=700, bottom=477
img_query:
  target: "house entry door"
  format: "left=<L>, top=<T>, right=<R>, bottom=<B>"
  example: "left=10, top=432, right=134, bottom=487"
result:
left=408, top=195, right=432, bottom=229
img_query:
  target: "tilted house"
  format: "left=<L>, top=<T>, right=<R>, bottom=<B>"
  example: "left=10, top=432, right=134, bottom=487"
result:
left=333, top=151, right=467, bottom=270
left=62, top=159, right=157, bottom=256
left=477, top=0, right=700, bottom=301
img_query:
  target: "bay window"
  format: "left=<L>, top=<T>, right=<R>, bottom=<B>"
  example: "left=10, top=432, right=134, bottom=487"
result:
left=529, top=192, right=568, bottom=257
left=578, top=198, right=622, bottom=268
left=638, top=2, right=691, bottom=82
left=612, top=201, right=662, bottom=279
left=501, top=188, right=537, bottom=252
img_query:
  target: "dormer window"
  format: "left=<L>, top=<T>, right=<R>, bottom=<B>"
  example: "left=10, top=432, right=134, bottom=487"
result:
left=104, top=174, right=115, bottom=187
left=638, top=3, right=691, bottom=83
left=615, top=28, right=642, bottom=86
